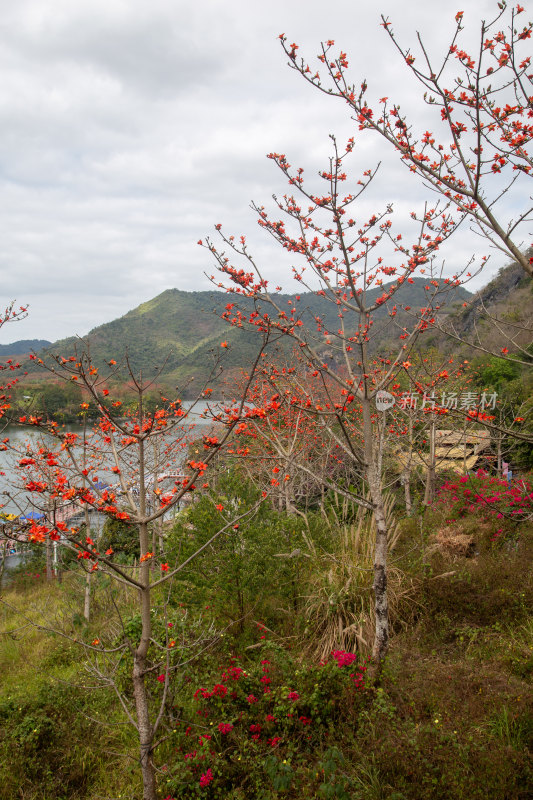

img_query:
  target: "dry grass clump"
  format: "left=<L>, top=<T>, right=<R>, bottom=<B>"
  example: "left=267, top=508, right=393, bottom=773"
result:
left=429, top=526, right=476, bottom=558
left=302, top=492, right=414, bottom=660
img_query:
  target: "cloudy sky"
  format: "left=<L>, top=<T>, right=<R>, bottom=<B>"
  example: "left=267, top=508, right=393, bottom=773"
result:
left=0, top=0, right=522, bottom=344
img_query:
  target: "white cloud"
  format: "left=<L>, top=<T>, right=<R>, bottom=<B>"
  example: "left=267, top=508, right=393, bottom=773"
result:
left=0, top=0, right=520, bottom=344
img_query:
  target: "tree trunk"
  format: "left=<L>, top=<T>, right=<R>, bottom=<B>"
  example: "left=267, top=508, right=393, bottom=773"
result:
left=403, top=468, right=412, bottom=516
left=135, top=429, right=158, bottom=800
left=133, top=636, right=157, bottom=798
left=83, top=571, right=91, bottom=622
left=133, top=524, right=157, bottom=800
left=362, top=398, right=389, bottom=664
left=45, top=537, right=53, bottom=582
left=403, top=412, right=413, bottom=516
left=424, top=418, right=436, bottom=505
left=83, top=508, right=91, bottom=622
left=368, top=470, right=389, bottom=664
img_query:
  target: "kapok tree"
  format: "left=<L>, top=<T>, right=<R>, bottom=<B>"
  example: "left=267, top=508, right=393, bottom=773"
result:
left=227, top=359, right=361, bottom=518
left=203, top=129, right=476, bottom=663
left=392, top=353, right=496, bottom=507
left=0, top=301, right=28, bottom=424
left=0, top=301, right=28, bottom=577
left=279, top=3, right=533, bottom=278
left=5, top=345, right=268, bottom=800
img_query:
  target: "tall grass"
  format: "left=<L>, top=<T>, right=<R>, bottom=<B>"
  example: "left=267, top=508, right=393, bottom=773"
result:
left=302, top=492, right=411, bottom=660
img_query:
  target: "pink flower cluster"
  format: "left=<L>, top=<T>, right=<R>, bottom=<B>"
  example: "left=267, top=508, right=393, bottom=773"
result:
left=436, top=470, right=533, bottom=527
left=193, top=683, right=227, bottom=701
left=199, top=768, right=214, bottom=787
left=332, top=649, right=358, bottom=667
left=217, top=722, right=233, bottom=734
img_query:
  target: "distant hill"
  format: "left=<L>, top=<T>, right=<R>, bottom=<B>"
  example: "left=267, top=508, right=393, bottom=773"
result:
left=0, top=339, right=51, bottom=356
left=423, top=262, right=533, bottom=356
left=23, top=280, right=472, bottom=393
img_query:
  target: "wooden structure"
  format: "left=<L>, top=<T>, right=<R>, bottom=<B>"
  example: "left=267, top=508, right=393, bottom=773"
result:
left=396, top=427, right=492, bottom=475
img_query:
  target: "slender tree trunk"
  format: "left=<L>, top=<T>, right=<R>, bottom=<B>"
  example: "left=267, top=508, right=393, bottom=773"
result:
left=83, top=572, right=91, bottom=622
left=362, top=398, right=389, bottom=664
left=133, top=577, right=157, bottom=800
left=424, top=418, right=436, bottom=505
left=83, top=508, right=91, bottom=622
left=45, top=537, right=53, bottom=582
left=133, top=583, right=157, bottom=799
left=403, top=412, right=413, bottom=516
left=403, top=468, right=412, bottom=516
left=134, top=427, right=158, bottom=800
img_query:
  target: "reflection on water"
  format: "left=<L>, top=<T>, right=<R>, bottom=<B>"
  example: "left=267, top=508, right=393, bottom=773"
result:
left=0, top=401, right=220, bottom=515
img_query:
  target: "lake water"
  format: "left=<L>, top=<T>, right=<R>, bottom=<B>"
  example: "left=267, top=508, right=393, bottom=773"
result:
left=0, top=400, right=220, bottom=515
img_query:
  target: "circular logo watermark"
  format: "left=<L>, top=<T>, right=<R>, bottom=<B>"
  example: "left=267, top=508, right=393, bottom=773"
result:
left=375, top=390, right=395, bottom=412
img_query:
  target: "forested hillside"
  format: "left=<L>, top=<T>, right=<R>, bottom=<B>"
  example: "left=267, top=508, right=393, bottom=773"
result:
left=23, top=279, right=470, bottom=393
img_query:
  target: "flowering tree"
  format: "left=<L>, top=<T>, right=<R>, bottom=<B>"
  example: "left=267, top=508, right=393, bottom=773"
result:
left=0, top=301, right=28, bottom=423
left=3, top=344, right=269, bottom=800
left=203, top=115, right=478, bottom=664
left=227, top=361, right=360, bottom=517
left=280, top=3, right=533, bottom=278
left=0, top=301, right=28, bottom=579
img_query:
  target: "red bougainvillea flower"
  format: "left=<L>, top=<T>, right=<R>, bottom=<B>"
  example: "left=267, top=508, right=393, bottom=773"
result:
left=332, top=649, right=358, bottom=667
left=199, top=768, right=214, bottom=787
left=217, top=722, right=233, bottom=734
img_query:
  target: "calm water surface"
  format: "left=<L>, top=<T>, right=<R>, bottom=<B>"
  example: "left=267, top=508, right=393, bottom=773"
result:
left=0, top=401, right=219, bottom=514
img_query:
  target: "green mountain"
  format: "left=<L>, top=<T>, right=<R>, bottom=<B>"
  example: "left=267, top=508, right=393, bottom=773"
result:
left=0, top=339, right=51, bottom=356
left=26, top=280, right=471, bottom=394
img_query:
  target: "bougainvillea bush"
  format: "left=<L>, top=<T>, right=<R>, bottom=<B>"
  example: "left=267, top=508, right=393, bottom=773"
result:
left=434, top=470, right=533, bottom=544
left=159, top=643, right=368, bottom=799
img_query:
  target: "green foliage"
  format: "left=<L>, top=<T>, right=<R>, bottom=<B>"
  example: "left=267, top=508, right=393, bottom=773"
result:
left=160, top=644, right=368, bottom=799
left=472, top=356, right=520, bottom=391
left=99, top=515, right=140, bottom=559
left=1, top=461, right=532, bottom=799
left=166, top=470, right=322, bottom=633
left=10, top=380, right=86, bottom=422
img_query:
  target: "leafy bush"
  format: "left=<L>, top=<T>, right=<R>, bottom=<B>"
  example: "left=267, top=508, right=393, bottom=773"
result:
left=434, top=470, right=533, bottom=545
left=166, top=470, right=325, bottom=635
left=160, top=643, right=368, bottom=798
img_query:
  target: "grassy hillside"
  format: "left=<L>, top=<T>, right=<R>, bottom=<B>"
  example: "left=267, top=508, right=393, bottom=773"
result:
left=23, top=280, right=471, bottom=394
left=1, top=471, right=532, bottom=800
